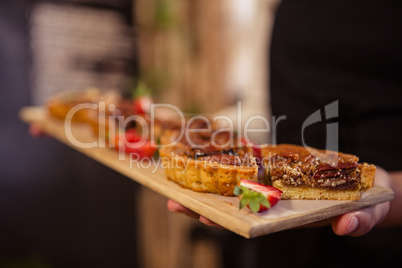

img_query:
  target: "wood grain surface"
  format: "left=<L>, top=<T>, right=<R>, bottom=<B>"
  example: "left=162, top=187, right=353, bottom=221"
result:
left=20, top=106, right=395, bottom=238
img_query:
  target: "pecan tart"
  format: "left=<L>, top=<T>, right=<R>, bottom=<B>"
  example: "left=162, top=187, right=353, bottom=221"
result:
left=261, top=144, right=375, bottom=200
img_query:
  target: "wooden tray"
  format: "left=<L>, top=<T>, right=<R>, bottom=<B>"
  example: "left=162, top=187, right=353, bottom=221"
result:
left=20, top=106, right=394, bottom=238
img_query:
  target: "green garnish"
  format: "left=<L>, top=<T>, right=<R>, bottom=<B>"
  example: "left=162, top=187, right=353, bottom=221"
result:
left=234, top=185, right=271, bottom=213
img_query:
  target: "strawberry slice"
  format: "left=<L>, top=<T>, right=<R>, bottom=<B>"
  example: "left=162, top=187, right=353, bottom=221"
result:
left=234, top=179, right=283, bottom=213
left=132, top=82, right=153, bottom=115
left=133, top=95, right=153, bottom=115
left=113, top=129, right=157, bottom=158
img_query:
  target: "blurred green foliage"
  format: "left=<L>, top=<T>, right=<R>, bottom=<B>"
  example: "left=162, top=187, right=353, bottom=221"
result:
left=154, top=0, right=176, bottom=30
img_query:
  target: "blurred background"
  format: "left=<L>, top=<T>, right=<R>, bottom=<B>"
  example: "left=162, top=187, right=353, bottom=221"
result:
left=0, top=0, right=277, bottom=267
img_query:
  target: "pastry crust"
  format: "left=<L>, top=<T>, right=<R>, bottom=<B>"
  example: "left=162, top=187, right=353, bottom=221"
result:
left=272, top=180, right=363, bottom=200
left=359, top=163, right=376, bottom=189
left=159, top=146, right=258, bottom=196
left=47, top=97, right=92, bottom=123
left=47, top=89, right=121, bottom=125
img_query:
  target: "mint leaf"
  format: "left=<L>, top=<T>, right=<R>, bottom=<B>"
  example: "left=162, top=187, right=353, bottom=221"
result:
left=257, top=194, right=271, bottom=209
left=240, top=186, right=251, bottom=195
left=239, top=195, right=249, bottom=210
left=233, top=186, right=242, bottom=196
left=249, top=198, right=260, bottom=213
left=237, top=186, right=271, bottom=213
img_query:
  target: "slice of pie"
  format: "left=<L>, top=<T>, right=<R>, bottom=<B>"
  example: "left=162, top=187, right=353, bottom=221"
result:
left=159, top=144, right=258, bottom=196
left=261, top=144, right=376, bottom=200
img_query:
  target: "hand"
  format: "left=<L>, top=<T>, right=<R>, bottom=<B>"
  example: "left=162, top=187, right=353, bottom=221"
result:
left=167, top=199, right=224, bottom=229
left=167, top=166, right=393, bottom=236
left=29, top=123, right=48, bottom=137
left=331, top=166, right=391, bottom=236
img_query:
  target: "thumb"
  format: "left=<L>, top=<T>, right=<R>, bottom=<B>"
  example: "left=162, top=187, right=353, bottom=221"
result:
left=332, top=201, right=389, bottom=237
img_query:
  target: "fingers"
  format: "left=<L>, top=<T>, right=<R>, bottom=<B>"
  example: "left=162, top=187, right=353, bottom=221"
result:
left=167, top=200, right=226, bottom=229
left=332, top=166, right=393, bottom=237
left=332, top=209, right=370, bottom=237
left=332, top=201, right=390, bottom=237
left=199, top=216, right=225, bottom=229
left=29, top=124, right=48, bottom=137
left=167, top=200, right=199, bottom=219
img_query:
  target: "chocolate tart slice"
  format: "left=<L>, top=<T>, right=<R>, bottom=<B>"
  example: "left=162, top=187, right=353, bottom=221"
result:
left=159, top=145, right=258, bottom=196
left=261, top=144, right=375, bottom=200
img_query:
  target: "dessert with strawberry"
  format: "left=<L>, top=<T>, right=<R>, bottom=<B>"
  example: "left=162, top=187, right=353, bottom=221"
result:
left=234, top=179, right=283, bottom=213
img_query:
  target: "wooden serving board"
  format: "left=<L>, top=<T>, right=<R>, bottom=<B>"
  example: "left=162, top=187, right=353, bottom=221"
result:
left=20, top=106, right=394, bottom=238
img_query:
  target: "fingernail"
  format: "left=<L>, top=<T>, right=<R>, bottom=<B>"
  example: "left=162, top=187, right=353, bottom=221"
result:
left=199, top=216, right=208, bottom=224
left=343, top=216, right=359, bottom=235
left=199, top=216, right=213, bottom=225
